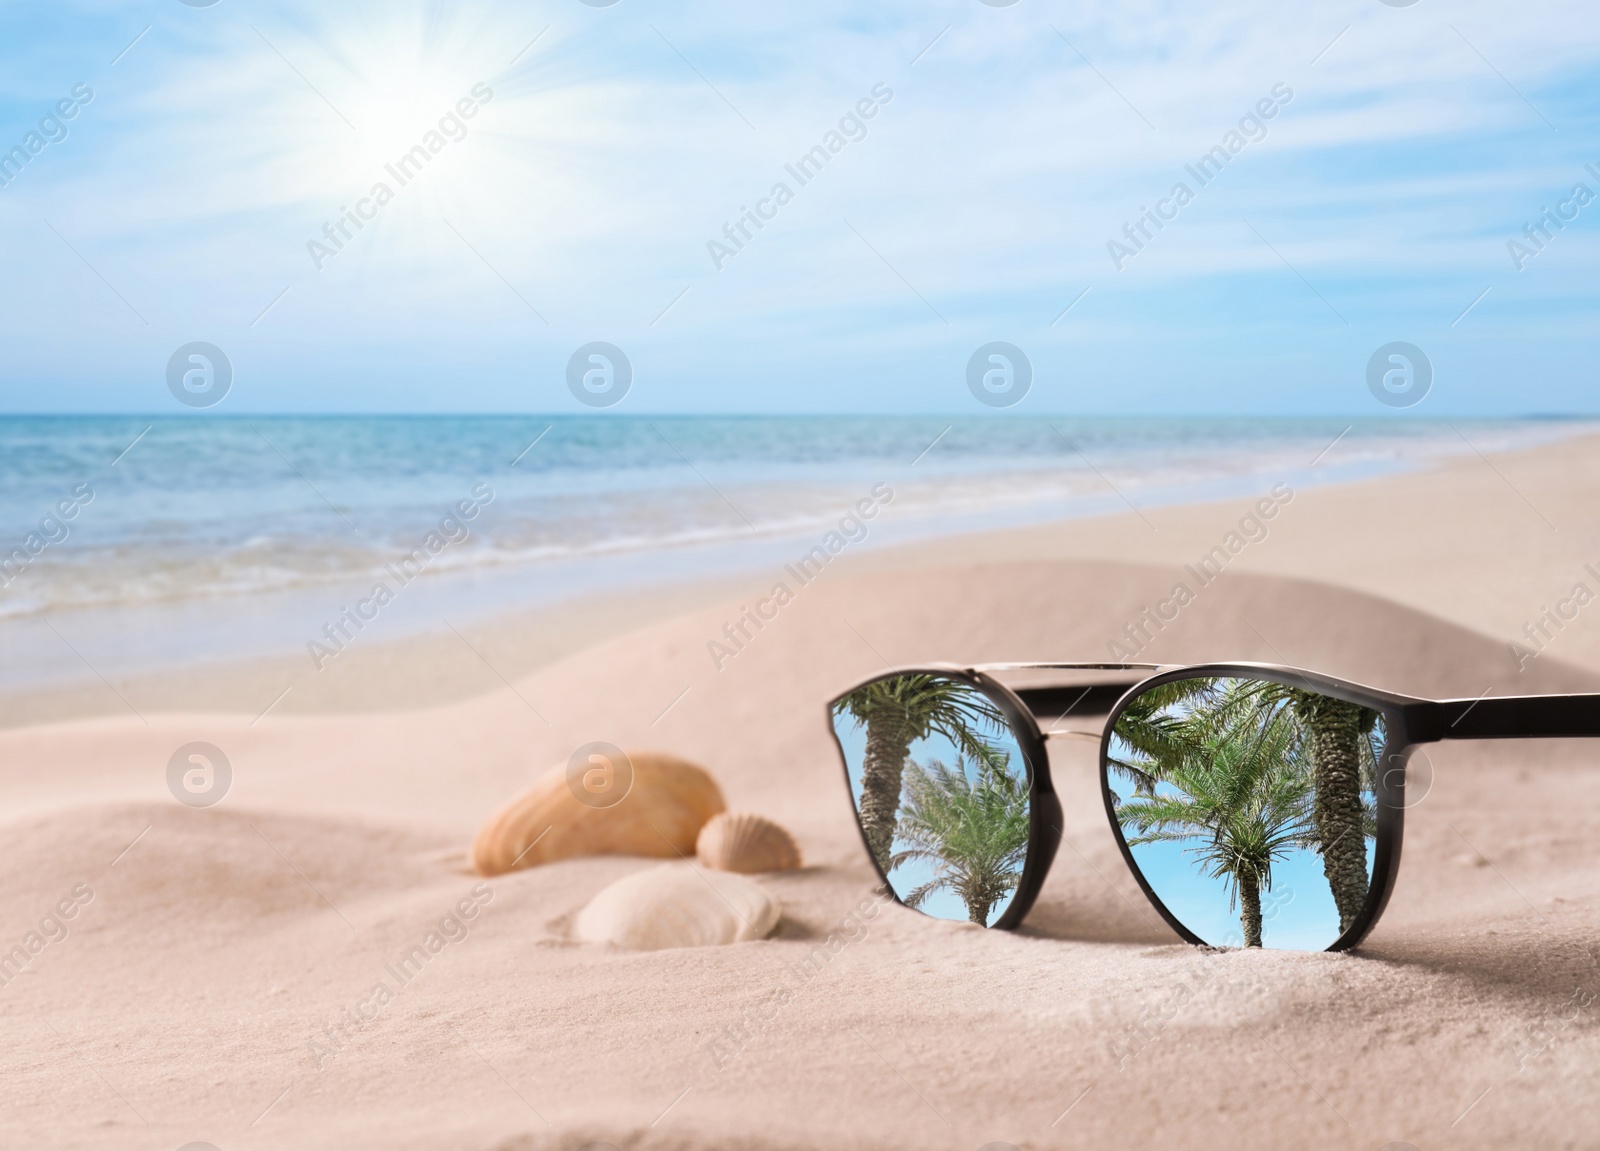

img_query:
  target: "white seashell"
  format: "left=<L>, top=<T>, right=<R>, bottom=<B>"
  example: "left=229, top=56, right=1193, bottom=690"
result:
left=573, top=863, right=780, bottom=950
left=696, top=812, right=802, bottom=873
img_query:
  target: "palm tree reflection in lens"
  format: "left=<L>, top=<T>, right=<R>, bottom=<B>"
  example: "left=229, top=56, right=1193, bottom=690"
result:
left=833, top=675, right=1028, bottom=925
left=1110, top=677, right=1382, bottom=949
left=832, top=676, right=1010, bottom=871
left=892, top=755, right=1030, bottom=925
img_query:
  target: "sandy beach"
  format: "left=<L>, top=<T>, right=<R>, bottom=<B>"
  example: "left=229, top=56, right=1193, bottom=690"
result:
left=3, top=431, right=1599, bottom=1151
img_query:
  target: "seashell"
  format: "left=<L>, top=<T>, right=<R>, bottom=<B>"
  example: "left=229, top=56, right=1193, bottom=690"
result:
left=573, top=863, right=780, bottom=950
left=473, top=750, right=725, bottom=876
left=696, top=812, right=802, bottom=873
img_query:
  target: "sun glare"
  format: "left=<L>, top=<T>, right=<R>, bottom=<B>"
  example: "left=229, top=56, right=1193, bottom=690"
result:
left=343, top=71, right=487, bottom=173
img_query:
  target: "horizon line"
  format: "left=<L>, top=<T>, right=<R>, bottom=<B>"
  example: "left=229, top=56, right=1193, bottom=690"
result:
left=1, top=411, right=1594, bottom=421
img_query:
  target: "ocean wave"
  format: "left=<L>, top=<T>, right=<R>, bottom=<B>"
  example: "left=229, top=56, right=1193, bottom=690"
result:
left=0, top=416, right=1589, bottom=622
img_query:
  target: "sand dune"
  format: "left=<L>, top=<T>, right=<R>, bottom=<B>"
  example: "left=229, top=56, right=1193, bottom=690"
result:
left=4, top=436, right=1600, bottom=1150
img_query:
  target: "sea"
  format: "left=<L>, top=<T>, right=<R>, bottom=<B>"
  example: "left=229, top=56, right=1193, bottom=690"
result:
left=0, top=416, right=1587, bottom=689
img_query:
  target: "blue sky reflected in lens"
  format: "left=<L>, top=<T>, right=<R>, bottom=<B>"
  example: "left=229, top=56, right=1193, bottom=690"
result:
left=1110, top=817, right=1378, bottom=949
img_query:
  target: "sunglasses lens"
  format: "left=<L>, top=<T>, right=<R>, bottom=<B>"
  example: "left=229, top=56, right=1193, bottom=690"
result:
left=832, top=673, right=1031, bottom=926
left=1105, top=675, right=1384, bottom=950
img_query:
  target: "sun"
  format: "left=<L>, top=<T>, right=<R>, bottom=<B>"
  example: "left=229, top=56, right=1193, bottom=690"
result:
left=342, top=69, right=486, bottom=174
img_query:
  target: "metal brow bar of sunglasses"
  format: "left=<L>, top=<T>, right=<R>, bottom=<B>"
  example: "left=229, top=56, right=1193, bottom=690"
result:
left=965, top=662, right=1163, bottom=739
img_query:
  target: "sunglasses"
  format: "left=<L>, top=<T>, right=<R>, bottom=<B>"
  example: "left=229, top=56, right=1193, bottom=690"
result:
left=828, top=662, right=1600, bottom=951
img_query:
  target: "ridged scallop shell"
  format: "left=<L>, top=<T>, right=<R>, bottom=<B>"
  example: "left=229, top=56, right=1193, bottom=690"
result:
left=574, top=863, right=780, bottom=950
left=695, top=812, right=802, bottom=873
left=472, top=751, right=725, bottom=876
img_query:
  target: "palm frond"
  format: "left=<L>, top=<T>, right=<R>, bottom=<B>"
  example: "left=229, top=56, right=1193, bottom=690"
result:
left=887, top=753, right=1031, bottom=925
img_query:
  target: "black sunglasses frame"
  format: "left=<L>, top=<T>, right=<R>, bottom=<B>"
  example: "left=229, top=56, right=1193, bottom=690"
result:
left=827, top=661, right=1600, bottom=951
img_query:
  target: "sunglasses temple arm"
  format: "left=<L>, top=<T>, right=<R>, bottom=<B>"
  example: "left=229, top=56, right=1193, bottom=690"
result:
left=1409, top=694, right=1600, bottom=742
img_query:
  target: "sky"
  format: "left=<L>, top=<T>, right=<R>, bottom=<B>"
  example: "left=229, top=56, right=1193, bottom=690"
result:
left=0, top=0, right=1597, bottom=414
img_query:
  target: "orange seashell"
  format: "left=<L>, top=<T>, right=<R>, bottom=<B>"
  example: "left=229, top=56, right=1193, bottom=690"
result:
left=472, top=750, right=725, bottom=876
left=695, top=811, right=802, bottom=873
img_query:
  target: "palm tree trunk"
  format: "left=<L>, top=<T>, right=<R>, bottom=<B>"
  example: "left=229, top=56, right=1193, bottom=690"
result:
left=966, top=896, right=993, bottom=926
left=1240, top=876, right=1263, bottom=947
left=962, top=873, right=1006, bottom=926
left=858, top=716, right=914, bottom=873
left=1296, top=694, right=1370, bottom=933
